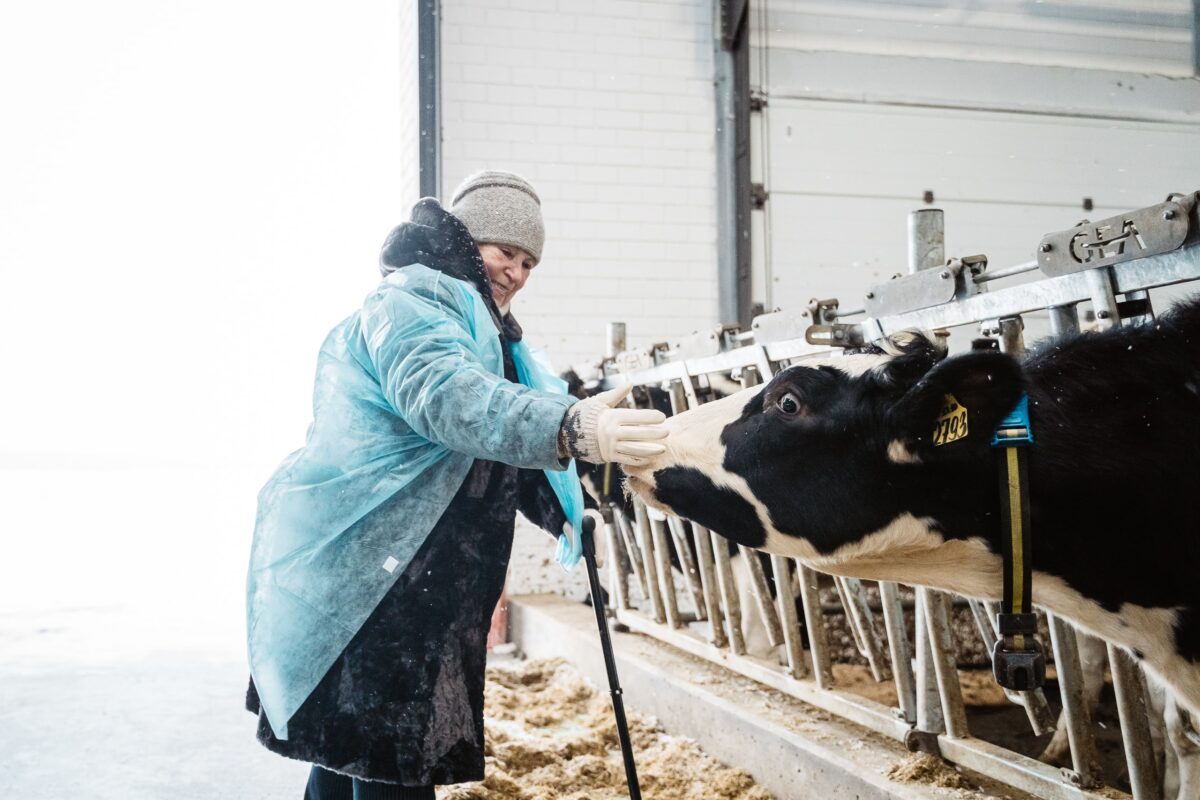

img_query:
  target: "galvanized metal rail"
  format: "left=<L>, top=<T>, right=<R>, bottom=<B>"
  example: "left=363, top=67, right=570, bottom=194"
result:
left=588, top=192, right=1200, bottom=800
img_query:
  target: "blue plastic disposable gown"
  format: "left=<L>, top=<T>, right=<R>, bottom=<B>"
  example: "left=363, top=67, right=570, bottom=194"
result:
left=246, top=264, right=583, bottom=740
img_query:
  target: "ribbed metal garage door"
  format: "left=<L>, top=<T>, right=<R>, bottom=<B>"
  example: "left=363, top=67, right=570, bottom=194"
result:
left=764, top=99, right=1200, bottom=312
left=750, top=0, right=1200, bottom=314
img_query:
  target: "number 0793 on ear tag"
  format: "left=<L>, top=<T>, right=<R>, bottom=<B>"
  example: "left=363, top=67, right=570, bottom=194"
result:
left=933, top=394, right=969, bottom=446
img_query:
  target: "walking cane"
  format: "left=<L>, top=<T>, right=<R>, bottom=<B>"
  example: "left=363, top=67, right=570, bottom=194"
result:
left=581, top=510, right=642, bottom=800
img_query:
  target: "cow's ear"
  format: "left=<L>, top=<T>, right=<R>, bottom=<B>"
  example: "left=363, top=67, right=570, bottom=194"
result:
left=892, top=351, right=1025, bottom=460
left=866, top=330, right=948, bottom=390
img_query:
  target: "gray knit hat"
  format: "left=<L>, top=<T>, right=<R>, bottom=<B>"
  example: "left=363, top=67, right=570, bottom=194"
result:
left=448, top=170, right=545, bottom=262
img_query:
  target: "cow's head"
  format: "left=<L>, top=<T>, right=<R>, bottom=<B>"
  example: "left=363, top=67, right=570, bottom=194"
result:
left=624, top=334, right=1025, bottom=566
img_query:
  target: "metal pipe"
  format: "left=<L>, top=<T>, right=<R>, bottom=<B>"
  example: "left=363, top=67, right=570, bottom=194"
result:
left=614, top=509, right=649, bottom=603
left=835, top=577, right=870, bottom=656
left=1047, top=614, right=1102, bottom=788
left=713, top=13, right=748, bottom=326
left=417, top=0, right=441, bottom=197
left=632, top=500, right=666, bottom=624
left=835, top=576, right=890, bottom=682
left=689, top=523, right=727, bottom=648
left=604, top=514, right=629, bottom=612
left=907, top=209, right=945, bottom=274
left=973, top=260, right=1039, bottom=284
left=672, top=520, right=715, bottom=633
left=666, top=516, right=707, bottom=620
left=1107, top=643, right=1163, bottom=800
left=770, top=555, right=807, bottom=679
left=1193, top=0, right=1200, bottom=79
left=606, top=322, right=627, bottom=359
left=997, top=316, right=1026, bottom=357
left=879, top=581, right=917, bottom=724
left=1046, top=304, right=1080, bottom=336
left=649, top=515, right=681, bottom=629
left=1086, top=267, right=1119, bottom=332
left=796, top=562, right=832, bottom=688
left=738, top=545, right=784, bottom=647
left=755, top=347, right=776, bottom=379
left=710, top=529, right=745, bottom=655
left=674, top=363, right=730, bottom=649
left=914, top=589, right=945, bottom=735
left=922, top=589, right=969, bottom=739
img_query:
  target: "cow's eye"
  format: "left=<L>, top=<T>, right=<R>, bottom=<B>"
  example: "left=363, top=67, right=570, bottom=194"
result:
left=776, top=392, right=801, bottom=416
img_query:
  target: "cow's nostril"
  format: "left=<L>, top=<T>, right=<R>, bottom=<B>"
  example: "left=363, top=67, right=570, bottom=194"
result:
left=623, top=473, right=654, bottom=499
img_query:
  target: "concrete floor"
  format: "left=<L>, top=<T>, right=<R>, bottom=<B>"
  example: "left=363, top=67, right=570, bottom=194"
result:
left=0, top=467, right=310, bottom=798
left=0, top=605, right=308, bottom=799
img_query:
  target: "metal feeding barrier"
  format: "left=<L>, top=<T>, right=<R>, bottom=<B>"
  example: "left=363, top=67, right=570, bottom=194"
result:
left=585, top=192, right=1200, bottom=800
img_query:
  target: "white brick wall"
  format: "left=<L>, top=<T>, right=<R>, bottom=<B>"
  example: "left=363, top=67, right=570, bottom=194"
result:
left=439, top=0, right=720, bottom=369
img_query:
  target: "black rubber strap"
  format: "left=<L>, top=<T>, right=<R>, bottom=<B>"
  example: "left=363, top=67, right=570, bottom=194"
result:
left=996, top=446, right=1033, bottom=648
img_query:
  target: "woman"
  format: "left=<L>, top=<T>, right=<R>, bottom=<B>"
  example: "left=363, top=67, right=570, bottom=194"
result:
left=244, top=171, right=667, bottom=799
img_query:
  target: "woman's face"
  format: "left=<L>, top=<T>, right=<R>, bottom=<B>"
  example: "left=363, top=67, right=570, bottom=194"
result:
left=478, top=243, right=536, bottom=313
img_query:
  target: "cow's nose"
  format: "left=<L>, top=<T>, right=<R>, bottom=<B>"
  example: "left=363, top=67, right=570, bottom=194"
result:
left=621, top=468, right=657, bottom=504
left=621, top=456, right=653, bottom=483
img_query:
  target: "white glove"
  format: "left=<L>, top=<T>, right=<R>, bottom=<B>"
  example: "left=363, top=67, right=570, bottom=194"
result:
left=559, top=384, right=668, bottom=467
left=556, top=520, right=581, bottom=571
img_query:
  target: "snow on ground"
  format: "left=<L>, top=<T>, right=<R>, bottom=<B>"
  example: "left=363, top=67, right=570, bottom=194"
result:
left=0, top=466, right=308, bottom=798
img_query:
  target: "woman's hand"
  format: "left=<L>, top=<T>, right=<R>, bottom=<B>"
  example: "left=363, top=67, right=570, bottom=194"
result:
left=558, top=385, right=668, bottom=467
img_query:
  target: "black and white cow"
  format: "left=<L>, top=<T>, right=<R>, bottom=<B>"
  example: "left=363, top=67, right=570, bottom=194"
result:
left=624, top=297, right=1200, bottom=720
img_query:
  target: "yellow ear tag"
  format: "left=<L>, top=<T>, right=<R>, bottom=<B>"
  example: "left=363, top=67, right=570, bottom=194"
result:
left=932, top=393, right=969, bottom=446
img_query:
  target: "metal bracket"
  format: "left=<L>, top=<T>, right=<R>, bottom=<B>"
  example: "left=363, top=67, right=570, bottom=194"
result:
left=1116, top=295, right=1153, bottom=320
left=960, top=254, right=989, bottom=292
left=614, top=342, right=670, bottom=373
left=903, top=728, right=942, bottom=757
left=1060, top=768, right=1086, bottom=787
left=864, top=263, right=961, bottom=317
left=751, top=307, right=810, bottom=346
left=750, top=183, right=768, bottom=209
left=1037, top=193, right=1196, bottom=276
left=749, top=90, right=767, bottom=111
left=979, top=317, right=1025, bottom=355
left=722, top=327, right=753, bottom=350
left=672, top=327, right=724, bottom=360
left=806, top=297, right=840, bottom=325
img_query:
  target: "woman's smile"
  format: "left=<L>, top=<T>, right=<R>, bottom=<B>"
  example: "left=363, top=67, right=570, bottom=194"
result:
left=478, top=243, right=535, bottom=313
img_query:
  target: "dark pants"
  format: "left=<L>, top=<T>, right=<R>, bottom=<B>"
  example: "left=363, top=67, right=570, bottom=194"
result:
left=304, top=765, right=435, bottom=800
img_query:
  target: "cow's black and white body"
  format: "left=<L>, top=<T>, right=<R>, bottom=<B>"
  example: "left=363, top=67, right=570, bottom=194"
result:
left=625, top=297, right=1200, bottom=718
